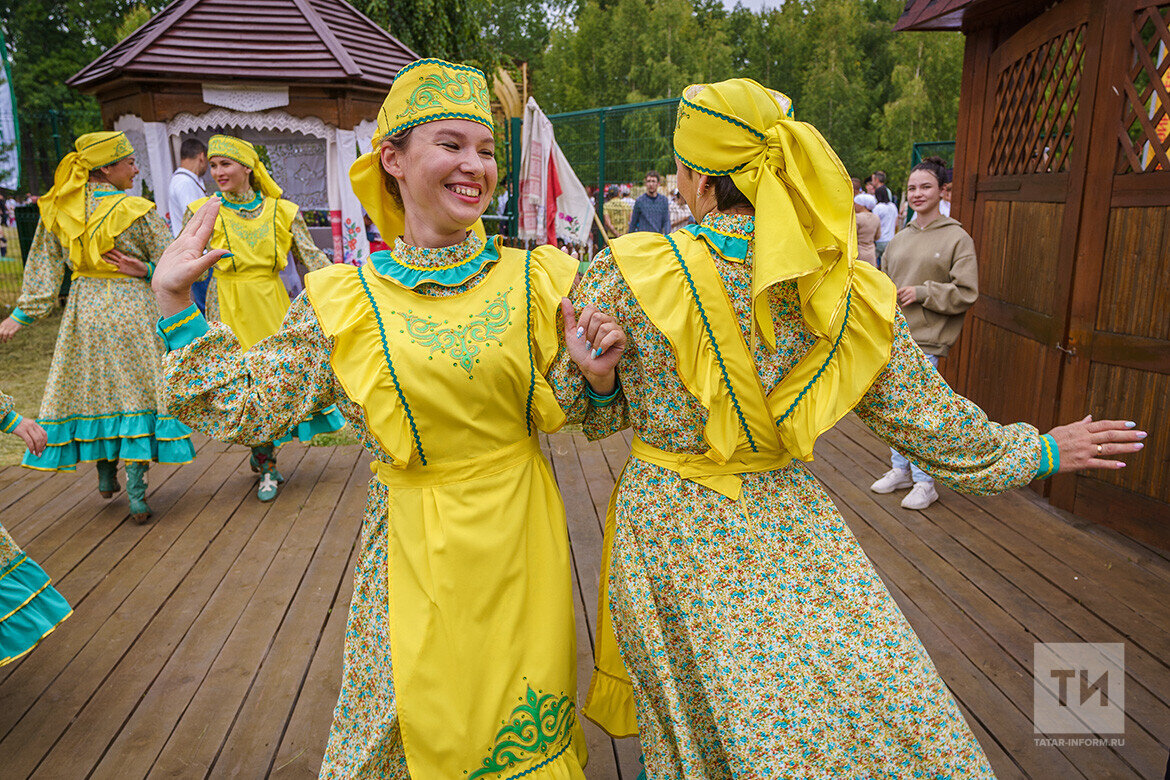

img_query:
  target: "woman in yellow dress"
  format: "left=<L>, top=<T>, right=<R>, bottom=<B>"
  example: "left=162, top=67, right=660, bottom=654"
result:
left=571, top=79, right=1146, bottom=776
left=150, top=59, right=625, bottom=778
left=0, top=131, right=195, bottom=522
left=184, top=134, right=344, bottom=502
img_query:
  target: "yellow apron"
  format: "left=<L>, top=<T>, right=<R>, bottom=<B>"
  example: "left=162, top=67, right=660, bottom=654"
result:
left=582, top=228, right=897, bottom=737
left=193, top=195, right=298, bottom=350
left=304, top=245, right=588, bottom=779
left=72, top=192, right=155, bottom=279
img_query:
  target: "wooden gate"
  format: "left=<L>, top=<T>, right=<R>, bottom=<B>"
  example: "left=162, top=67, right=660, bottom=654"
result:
left=949, top=0, right=1170, bottom=547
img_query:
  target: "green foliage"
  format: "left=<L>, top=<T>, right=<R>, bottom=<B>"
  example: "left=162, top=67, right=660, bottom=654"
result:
left=115, top=4, right=154, bottom=43
left=349, top=0, right=486, bottom=64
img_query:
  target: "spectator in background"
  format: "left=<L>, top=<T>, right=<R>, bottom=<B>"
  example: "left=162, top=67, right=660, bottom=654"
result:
left=628, top=170, right=670, bottom=234
left=854, top=193, right=880, bottom=267
left=851, top=177, right=862, bottom=196
left=669, top=188, right=694, bottom=231
left=939, top=171, right=953, bottom=217
left=873, top=185, right=898, bottom=262
left=872, top=155, right=979, bottom=510
left=169, top=137, right=210, bottom=310
left=603, top=184, right=627, bottom=237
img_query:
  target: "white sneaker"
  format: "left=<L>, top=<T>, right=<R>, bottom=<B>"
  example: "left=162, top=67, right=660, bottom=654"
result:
left=870, top=468, right=914, bottom=494
left=901, top=481, right=938, bottom=510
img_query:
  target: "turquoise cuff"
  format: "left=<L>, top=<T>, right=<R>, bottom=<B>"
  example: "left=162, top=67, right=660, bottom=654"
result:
left=145, top=261, right=156, bottom=281
left=1, top=411, right=21, bottom=434
left=10, top=308, right=34, bottom=326
left=586, top=376, right=621, bottom=408
left=1036, top=433, right=1060, bottom=480
left=157, top=304, right=210, bottom=351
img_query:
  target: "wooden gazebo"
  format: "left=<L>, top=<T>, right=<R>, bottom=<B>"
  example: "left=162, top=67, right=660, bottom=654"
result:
left=67, top=0, right=417, bottom=263
left=897, top=0, right=1170, bottom=548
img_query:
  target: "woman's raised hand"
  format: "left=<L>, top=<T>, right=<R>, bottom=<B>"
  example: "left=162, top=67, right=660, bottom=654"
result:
left=152, top=198, right=230, bottom=317
left=561, top=298, right=626, bottom=394
left=1046, top=415, right=1147, bottom=472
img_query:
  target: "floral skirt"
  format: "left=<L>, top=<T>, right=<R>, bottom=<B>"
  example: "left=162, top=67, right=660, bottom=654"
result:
left=608, top=459, right=997, bottom=779
left=22, top=276, right=195, bottom=471
left=1, top=524, right=71, bottom=666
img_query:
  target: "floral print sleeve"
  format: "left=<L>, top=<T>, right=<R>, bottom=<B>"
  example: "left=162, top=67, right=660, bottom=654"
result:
left=290, top=212, right=331, bottom=272
left=548, top=247, right=631, bottom=439
left=0, top=389, right=14, bottom=419
left=163, top=293, right=339, bottom=446
left=854, top=311, right=1041, bottom=494
left=13, top=222, right=67, bottom=321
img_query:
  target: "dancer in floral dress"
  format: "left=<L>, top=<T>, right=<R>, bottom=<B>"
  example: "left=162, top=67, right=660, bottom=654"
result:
left=0, top=132, right=195, bottom=522
left=568, top=78, right=1147, bottom=777
left=183, top=134, right=343, bottom=502
left=151, top=60, right=625, bottom=778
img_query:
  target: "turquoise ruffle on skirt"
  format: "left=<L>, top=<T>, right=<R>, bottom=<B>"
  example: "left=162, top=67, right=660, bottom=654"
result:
left=1, top=555, right=72, bottom=666
left=20, top=410, right=197, bottom=471
left=274, top=404, right=346, bottom=447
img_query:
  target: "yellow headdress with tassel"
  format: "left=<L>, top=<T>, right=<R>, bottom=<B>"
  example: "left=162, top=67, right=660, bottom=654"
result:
left=38, top=131, right=136, bottom=247
left=207, top=135, right=282, bottom=199
left=350, top=58, right=494, bottom=242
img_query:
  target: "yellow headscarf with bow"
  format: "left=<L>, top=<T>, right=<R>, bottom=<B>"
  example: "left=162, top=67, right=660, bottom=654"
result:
left=38, top=131, right=136, bottom=247
left=207, top=135, right=283, bottom=199
left=674, top=78, right=884, bottom=352
left=350, top=58, right=493, bottom=242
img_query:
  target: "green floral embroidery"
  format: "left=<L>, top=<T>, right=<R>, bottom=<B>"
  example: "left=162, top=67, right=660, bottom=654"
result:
left=397, top=291, right=511, bottom=376
left=397, top=69, right=490, bottom=119
left=223, top=212, right=273, bottom=246
left=467, top=685, right=576, bottom=779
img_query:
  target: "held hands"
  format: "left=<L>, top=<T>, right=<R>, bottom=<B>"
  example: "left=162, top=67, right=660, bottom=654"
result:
left=1047, top=415, right=1147, bottom=473
left=152, top=198, right=230, bottom=318
left=561, top=298, right=626, bottom=394
left=0, top=317, right=21, bottom=343
left=102, top=249, right=149, bottom=278
left=897, top=286, right=918, bottom=306
left=13, top=418, right=47, bottom=457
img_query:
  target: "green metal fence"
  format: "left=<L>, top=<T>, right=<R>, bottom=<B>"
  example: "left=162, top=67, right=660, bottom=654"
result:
left=547, top=97, right=681, bottom=223
left=910, top=141, right=956, bottom=169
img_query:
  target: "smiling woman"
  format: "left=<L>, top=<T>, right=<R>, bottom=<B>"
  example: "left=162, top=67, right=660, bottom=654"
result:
left=149, top=59, right=627, bottom=779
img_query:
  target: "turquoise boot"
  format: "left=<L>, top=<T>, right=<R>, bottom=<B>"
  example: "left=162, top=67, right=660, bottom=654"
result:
left=97, top=459, right=120, bottom=498
left=252, top=445, right=281, bottom=502
left=125, top=461, right=152, bottom=523
left=250, top=445, right=284, bottom=483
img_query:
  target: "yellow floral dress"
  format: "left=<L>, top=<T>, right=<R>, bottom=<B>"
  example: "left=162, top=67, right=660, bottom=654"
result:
left=564, top=212, right=1045, bottom=778
left=0, top=390, right=73, bottom=665
left=159, top=233, right=590, bottom=779
left=12, top=183, right=195, bottom=470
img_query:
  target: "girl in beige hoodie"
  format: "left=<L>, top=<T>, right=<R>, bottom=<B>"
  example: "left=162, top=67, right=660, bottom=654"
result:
left=873, top=157, right=977, bottom=509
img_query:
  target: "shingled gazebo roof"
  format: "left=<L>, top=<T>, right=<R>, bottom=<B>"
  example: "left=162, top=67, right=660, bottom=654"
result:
left=895, top=0, right=1047, bottom=31
left=68, top=0, right=418, bottom=91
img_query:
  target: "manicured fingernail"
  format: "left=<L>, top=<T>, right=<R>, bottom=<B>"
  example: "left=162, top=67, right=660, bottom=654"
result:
left=594, top=347, right=603, bottom=357
left=1136, top=431, right=1148, bottom=439
left=1133, top=442, right=1144, bottom=450
left=1125, top=421, right=1136, bottom=428
left=221, top=252, right=234, bottom=258
left=585, top=341, right=592, bottom=350
left=576, top=327, right=584, bottom=338
left=1117, top=462, right=1126, bottom=468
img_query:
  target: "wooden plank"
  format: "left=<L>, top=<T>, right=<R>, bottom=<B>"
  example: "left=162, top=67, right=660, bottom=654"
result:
left=142, top=445, right=336, bottom=776
left=213, top=447, right=364, bottom=776
left=268, top=454, right=370, bottom=779
left=0, top=444, right=261, bottom=773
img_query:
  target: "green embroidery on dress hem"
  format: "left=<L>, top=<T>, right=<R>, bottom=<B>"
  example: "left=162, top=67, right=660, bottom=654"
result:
left=397, top=290, right=512, bottom=376
left=467, top=684, right=577, bottom=779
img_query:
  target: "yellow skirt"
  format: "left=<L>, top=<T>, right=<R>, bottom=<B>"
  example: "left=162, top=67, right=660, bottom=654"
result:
left=212, top=271, right=291, bottom=351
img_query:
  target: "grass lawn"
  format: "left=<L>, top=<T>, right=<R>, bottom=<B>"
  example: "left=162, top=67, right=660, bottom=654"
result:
left=0, top=308, right=60, bottom=466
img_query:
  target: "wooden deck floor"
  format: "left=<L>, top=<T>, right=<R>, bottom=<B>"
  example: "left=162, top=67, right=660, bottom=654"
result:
left=0, top=422, right=1166, bottom=778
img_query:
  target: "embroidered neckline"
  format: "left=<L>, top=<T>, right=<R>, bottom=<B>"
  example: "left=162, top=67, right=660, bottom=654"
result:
left=702, top=211, right=755, bottom=237
left=682, top=221, right=750, bottom=264
left=217, top=189, right=263, bottom=212
left=369, top=234, right=500, bottom=289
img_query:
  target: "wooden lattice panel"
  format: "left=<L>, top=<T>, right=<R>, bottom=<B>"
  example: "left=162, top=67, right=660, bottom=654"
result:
left=989, top=24, right=1086, bottom=175
left=1117, top=4, right=1170, bottom=173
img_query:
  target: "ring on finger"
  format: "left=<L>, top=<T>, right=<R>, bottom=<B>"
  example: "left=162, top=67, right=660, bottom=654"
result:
left=1096, top=443, right=1103, bottom=455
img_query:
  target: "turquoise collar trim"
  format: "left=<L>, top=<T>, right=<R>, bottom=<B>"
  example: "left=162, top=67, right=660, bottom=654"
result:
left=93, top=189, right=123, bottom=198
left=216, top=191, right=264, bottom=212
left=681, top=223, right=749, bottom=264
left=369, top=236, right=500, bottom=289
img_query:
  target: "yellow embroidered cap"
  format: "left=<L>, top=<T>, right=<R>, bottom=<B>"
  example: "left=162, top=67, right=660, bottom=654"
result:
left=38, top=131, right=136, bottom=246
left=208, top=134, right=283, bottom=199
left=674, top=79, right=858, bottom=350
left=350, top=58, right=494, bottom=242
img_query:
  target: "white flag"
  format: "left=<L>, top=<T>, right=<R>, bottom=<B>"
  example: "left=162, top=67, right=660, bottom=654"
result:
left=0, top=30, right=19, bottom=191
left=519, top=97, right=594, bottom=245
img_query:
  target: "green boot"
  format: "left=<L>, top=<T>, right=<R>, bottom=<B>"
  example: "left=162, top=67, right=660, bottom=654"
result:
left=251, top=445, right=284, bottom=484
left=125, top=461, right=152, bottom=523
left=97, top=459, right=121, bottom=498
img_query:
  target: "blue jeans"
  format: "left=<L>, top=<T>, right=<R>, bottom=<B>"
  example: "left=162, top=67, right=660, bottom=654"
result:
left=890, top=352, right=939, bottom=485
left=191, top=272, right=211, bottom=314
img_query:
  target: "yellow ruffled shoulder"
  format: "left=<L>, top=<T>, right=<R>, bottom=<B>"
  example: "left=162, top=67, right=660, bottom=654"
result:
left=506, top=244, right=577, bottom=434
left=303, top=263, right=416, bottom=465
